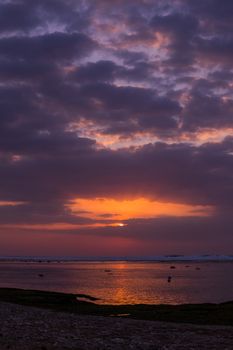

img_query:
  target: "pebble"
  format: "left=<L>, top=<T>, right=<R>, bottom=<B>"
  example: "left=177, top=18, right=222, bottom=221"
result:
left=0, top=302, right=232, bottom=349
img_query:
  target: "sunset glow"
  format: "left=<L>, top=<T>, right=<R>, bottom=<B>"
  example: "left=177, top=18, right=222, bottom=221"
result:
left=67, top=198, right=213, bottom=221
left=0, top=201, right=25, bottom=207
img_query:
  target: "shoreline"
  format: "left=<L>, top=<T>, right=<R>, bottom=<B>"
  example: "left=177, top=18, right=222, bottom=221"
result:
left=0, top=288, right=233, bottom=327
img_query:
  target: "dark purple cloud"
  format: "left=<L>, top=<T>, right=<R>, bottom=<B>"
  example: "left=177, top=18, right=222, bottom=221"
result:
left=0, top=32, right=96, bottom=62
left=0, top=2, right=40, bottom=33
left=150, top=13, right=198, bottom=66
left=182, top=84, right=233, bottom=130
left=0, top=139, right=232, bottom=208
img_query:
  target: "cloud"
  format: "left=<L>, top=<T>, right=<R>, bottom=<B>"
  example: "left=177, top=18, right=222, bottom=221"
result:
left=0, top=0, right=232, bottom=255
left=0, top=32, right=96, bottom=62
left=182, top=91, right=233, bottom=131
left=0, top=139, right=232, bottom=210
left=0, top=2, right=41, bottom=33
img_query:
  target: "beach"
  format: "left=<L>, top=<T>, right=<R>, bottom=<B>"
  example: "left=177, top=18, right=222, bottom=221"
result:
left=0, top=301, right=233, bottom=350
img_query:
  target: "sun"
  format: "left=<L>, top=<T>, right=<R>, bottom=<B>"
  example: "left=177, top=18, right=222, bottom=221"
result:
left=109, top=222, right=126, bottom=228
left=113, top=222, right=126, bottom=227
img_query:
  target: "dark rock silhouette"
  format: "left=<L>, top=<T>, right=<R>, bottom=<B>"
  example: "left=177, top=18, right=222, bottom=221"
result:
left=167, top=276, right=172, bottom=283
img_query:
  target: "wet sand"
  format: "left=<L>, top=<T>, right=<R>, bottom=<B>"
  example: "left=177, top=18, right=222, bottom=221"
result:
left=0, top=301, right=233, bottom=350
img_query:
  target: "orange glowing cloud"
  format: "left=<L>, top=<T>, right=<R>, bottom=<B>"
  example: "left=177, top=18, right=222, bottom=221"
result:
left=67, top=197, right=214, bottom=222
left=192, top=128, right=233, bottom=144
left=0, top=201, right=25, bottom=206
left=0, top=218, right=126, bottom=231
left=0, top=199, right=213, bottom=232
left=68, top=120, right=160, bottom=149
left=0, top=222, right=118, bottom=231
left=68, top=117, right=233, bottom=150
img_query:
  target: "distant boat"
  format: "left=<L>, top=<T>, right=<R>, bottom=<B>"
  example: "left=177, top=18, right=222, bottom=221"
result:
left=38, top=273, right=44, bottom=277
left=170, top=266, right=176, bottom=269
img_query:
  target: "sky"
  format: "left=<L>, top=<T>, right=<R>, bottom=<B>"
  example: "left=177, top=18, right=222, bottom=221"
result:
left=0, top=0, right=233, bottom=257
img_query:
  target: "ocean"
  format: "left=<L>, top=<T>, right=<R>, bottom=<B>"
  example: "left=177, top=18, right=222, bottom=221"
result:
left=0, top=259, right=232, bottom=305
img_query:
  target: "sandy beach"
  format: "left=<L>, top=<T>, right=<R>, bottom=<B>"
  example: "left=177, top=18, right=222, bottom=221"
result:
left=0, top=301, right=232, bottom=350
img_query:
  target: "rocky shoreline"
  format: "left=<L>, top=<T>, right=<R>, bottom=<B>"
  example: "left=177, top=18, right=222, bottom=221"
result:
left=1, top=288, right=233, bottom=326
left=0, top=301, right=233, bottom=350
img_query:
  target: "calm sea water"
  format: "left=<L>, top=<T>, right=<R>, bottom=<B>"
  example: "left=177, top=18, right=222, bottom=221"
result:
left=0, top=261, right=232, bottom=305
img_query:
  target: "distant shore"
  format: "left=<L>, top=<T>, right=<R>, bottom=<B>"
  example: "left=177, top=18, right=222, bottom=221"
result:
left=0, top=255, right=233, bottom=263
